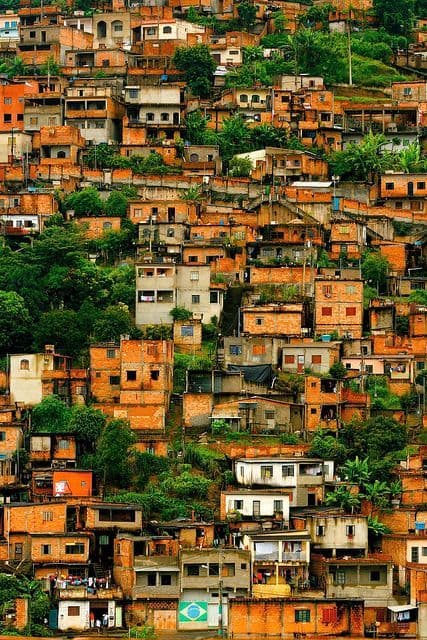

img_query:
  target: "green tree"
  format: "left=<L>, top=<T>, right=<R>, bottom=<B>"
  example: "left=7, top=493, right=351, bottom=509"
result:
left=172, top=44, right=216, bottom=98
left=0, top=56, right=25, bottom=78
left=325, top=486, right=361, bottom=513
left=373, top=0, right=415, bottom=37
left=328, top=131, right=397, bottom=181
left=0, top=291, right=31, bottom=354
left=33, top=309, right=87, bottom=358
left=69, top=405, right=106, bottom=451
left=228, top=156, right=252, bottom=177
left=92, top=304, right=134, bottom=342
left=308, top=429, right=348, bottom=464
left=32, top=395, right=71, bottom=433
left=361, top=480, right=391, bottom=510
left=184, top=110, right=219, bottom=145
left=361, top=250, right=389, bottom=294
left=64, top=187, right=104, bottom=217
left=96, top=419, right=136, bottom=488
left=341, top=456, right=371, bottom=485
left=86, top=143, right=119, bottom=169
left=329, top=362, right=347, bottom=379
left=237, top=0, right=257, bottom=30
left=250, top=124, right=287, bottom=149
left=105, top=190, right=129, bottom=218
left=219, top=115, right=252, bottom=163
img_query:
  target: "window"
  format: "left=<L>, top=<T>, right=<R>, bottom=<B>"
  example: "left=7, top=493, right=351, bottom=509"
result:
left=417, top=361, right=425, bottom=371
left=186, top=564, right=200, bottom=576
left=3, top=114, right=11, bottom=122
left=210, top=291, right=219, bottom=304
left=240, top=94, right=248, bottom=103
left=234, top=499, right=243, bottom=510
left=209, top=563, right=219, bottom=576
left=316, top=525, right=325, bottom=536
left=295, top=610, right=310, bottom=623
left=385, top=182, right=394, bottom=190
left=58, top=439, right=69, bottom=450
left=346, top=525, right=355, bottom=537
left=261, top=465, right=273, bottom=479
left=146, top=112, right=155, bottom=121
left=43, top=511, right=53, bottom=522
left=190, top=271, right=199, bottom=281
left=126, top=370, right=137, bottom=381
left=128, top=88, right=138, bottom=99
left=109, top=375, right=120, bottom=385
left=181, top=325, right=194, bottom=337
left=412, top=547, right=419, bottom=562
left=410, top=200, right=424, bottom=211
left=284, top=354, right=295, bottom=364
left=3, top=97, right=11, bottom=105
left=146, top=27, right=156, bottom=35
left=150, top=370, right=159, bottom=380
left=395, top=201, right=403, bottom=209
left=346, top=307, right=356, bottom=316
left=322, top=285, right=332, bottom=297
left=335, top=570, right=345, bottom=585
left=403, top=87, right=412, bottom=96
left=14, top=543, right=22, bottom=560
left=68, top=606, right=80, bottom=617
left=346, top=285, right=356, bottom=294
left=29, top=30, right=36, bottom=38
left=311, top=354, right=322, bottom=364
left=161, top=112, right=169, bottom=121
left=265, top=410, right=275, bottom=420
left=322, top=307, right=332, bottom=316
left=29, top=117, right=38, bottom=125
left=112, top=20, right=123, bottom=32
left=146, top=573, right=156, bottom=586
left=229, top=345, right=242, bottom=355
left=422, top=547, right=427, bottom=557
left=255, top=317, right=264, bottom=325
left=282, top=464, right=294, bottom=477
left=163, top=25, right=172, bottom=33
left=370, top=570, right=381, bottom=582
left=161, top=574, right=172, bottom=585
left=65, top=543, right=85, bottom=554
left=417, top=182, right=426, bottom=190
left=20, top=358, right=29, bottom=370
left=274, top=500, right=283, bottom=512
left=223, top=563, right=235, bottom=577
left=365, top=364, right=373, bottom=374
left=311, top=408, right=317, bottom=414
left=107, top=348, right=116, bottom=359
left=0, top=432, right=5, bottom=442
left=192, top=295, right=200, bottom=304
left=41, top=544, right=51, bottom=555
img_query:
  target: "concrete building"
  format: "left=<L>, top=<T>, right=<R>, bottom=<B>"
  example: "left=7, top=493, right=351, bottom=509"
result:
left=135, top=263, right=224, bottom=325
left=234, top=457, right=334, bottom=507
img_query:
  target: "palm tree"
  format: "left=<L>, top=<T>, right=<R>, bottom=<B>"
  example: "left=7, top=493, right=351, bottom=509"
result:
left=341, top=456, right=371, bottom=485
left=325, top=486, right=361, bottom=513
left=361, top=480, right=390, bottom=513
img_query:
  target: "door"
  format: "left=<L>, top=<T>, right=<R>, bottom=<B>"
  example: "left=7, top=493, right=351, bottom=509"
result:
left=408, top=181, right=414, bottom=196
left=48, top=609, right=58, bottom=630
left=153, top=609, right=176, bottom=630
left=208, top=603, right=219, bottom=628
left=115, top=606, right=122, bottom=628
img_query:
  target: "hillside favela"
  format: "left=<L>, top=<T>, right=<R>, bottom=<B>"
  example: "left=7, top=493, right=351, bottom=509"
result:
left=1, top=0, right=427, bottom=638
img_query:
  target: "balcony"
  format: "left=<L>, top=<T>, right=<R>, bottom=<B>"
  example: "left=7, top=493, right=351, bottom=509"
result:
left=132, top=584, right=179, bottom=599
left=58, top=585, right=123, bottom=600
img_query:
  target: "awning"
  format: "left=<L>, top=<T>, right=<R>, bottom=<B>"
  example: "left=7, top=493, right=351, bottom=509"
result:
left=388, top=605, right=418, bottom=613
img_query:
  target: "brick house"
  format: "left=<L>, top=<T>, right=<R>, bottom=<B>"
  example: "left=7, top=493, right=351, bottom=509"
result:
left=314, top=273, right=364, bottom=339
left=228, top=597, right=364, bottom=638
